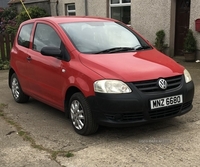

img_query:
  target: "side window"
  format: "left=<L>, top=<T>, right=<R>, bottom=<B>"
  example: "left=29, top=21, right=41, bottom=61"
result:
left=18, top=23, right=33, bottom=48
left=33, top=23, right=61, bottom=52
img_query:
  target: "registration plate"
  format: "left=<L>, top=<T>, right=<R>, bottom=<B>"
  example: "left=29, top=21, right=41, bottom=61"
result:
left=150, top=95, right=183, bottom=109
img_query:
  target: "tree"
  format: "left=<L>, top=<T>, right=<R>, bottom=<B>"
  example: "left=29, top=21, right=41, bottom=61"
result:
left=0, top=6, right=17, bottom=22
left=17, top=6, right=49, bottom=23
left=0, top=6, right=17, bottom=34
left=0, top=6, right=49, bottom=34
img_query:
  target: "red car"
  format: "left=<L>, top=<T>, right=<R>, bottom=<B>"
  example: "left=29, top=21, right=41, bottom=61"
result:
left=9, top=16, right=194, bottom=135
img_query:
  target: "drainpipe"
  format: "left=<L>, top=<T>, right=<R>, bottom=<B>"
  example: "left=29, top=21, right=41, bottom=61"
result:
left=85, top=0, right=88, bottom=16
left=56, top=0, right=59, bottom=16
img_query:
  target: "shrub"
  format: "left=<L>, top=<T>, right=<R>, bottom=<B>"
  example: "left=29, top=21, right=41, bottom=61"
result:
left=0, top=6, right=18, bottom=34
left=17, top=6, right=49, bottom=24
left=0, top=6, right=49, bottom=34
left=183, top=29, right=197, bottom=53
left=154, top=30, right=168, bottom=53
left=0, top=59, right=9, bottom=70
left=0, top=6, right=17, bottom=22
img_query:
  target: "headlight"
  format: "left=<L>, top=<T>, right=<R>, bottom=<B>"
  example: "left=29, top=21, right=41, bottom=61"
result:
left=184, top=69, right=192, bottom=83
left=94, top=80, right=132, bottom=93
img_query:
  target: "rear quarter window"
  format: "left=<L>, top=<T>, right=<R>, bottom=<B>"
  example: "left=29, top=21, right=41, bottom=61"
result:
left=17, top=23, right=33, bottom=48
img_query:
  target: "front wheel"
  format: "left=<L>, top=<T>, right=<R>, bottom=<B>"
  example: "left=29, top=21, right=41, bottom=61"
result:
left=11, top=73, right=29, bottom=103
left=69, top=92, right=98, bottom=135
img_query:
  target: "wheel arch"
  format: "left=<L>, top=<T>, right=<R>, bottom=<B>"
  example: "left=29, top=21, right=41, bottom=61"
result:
left=8, top=68, right=15, bottom=88
left=64, top=86, right=82, bottom=117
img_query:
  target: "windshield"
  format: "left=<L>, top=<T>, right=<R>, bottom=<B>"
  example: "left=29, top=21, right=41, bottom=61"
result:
left=60, top=21, right=151, bottom=54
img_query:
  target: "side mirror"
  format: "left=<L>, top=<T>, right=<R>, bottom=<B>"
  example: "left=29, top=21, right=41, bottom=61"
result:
left=41, top=47, right=62, bottom=58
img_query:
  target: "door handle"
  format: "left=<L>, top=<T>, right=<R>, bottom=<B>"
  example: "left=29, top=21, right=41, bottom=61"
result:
left=27, top=56, right=32, bottom=61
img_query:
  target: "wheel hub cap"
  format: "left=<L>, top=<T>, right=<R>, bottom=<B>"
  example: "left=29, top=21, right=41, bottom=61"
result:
left=11, top=78, right=20, bottom=99
left=70, top=100, right=85, bottom=130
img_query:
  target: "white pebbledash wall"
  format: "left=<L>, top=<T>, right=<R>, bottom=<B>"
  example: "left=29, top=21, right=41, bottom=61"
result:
left=50, top=0, right=200, bottom=58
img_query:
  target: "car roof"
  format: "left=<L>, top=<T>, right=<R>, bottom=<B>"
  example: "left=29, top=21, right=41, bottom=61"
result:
left=21, top=16, right=116, bottom=25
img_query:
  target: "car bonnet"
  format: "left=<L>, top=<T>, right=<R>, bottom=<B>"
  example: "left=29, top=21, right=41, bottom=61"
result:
left=78, top=49, right=184, bottom=82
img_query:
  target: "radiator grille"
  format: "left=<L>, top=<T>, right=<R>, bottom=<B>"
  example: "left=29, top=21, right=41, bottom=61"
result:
left=133, top=75, right=182, bottom=93
left=105, top=112, right=144, bottom=121
left=104, top=101, right=192, bottom=122
left=149, top=105, right=181, bottom=119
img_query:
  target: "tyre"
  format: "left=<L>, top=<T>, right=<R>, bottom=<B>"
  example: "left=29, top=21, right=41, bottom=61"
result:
left=69, top=92, right=98, bottom=135
left=11, top=73, right=29, bottom=103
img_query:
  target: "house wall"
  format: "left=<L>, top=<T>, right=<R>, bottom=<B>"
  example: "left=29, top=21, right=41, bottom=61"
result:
left=131, top=0, right=171, bottom=51
left=86, top=0, right=107, bottom=17
left=190, top=0, right=200, bottom=59
left=53, top=0, right=172, bottom=55
left=49, top=0, right=57, bottom=16
left=50, top=0, right=200, bottom=58
left=56, top=0, right=107, bottom=17
left=74, top=0, right=85, bottom=16
left=57, top=0, right=75, bottom=16
left=131, top=0, right=200, bottom=58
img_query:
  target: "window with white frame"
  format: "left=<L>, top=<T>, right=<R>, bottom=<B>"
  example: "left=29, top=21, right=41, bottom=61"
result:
left=65, top=3, right=76, bottom=16
left=110, top=0, right=131, bottom=24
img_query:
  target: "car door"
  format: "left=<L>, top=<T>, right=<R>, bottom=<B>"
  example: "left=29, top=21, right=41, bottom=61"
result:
left=14, top=23, right=34, bottom=93
left=27, top=23, right=65, bottom=110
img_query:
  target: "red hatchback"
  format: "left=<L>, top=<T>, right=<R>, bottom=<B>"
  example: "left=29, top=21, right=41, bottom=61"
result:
left=9, top=16, right=194, bottom=135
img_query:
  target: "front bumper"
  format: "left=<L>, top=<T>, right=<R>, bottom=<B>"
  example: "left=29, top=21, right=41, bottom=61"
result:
left=87, top=76, right=194, bottom=127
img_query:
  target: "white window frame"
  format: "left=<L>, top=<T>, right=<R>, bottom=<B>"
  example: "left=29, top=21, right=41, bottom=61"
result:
left=109, top=0, right=131, bottom=24
left=65, top=3, right=76, bottom=16
left=110, top=0, right=131, bottom=7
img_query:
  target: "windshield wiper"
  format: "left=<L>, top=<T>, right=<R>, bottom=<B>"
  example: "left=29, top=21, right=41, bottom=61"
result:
left=94, top=46, right=151, bottom=54
left=94, top=47, right=136, bottom=54
left=134, top=45, right=151, bottom=51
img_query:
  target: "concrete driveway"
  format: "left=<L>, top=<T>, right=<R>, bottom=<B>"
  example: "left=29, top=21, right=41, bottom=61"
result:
left=0, top=57, right=200, bottom=167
